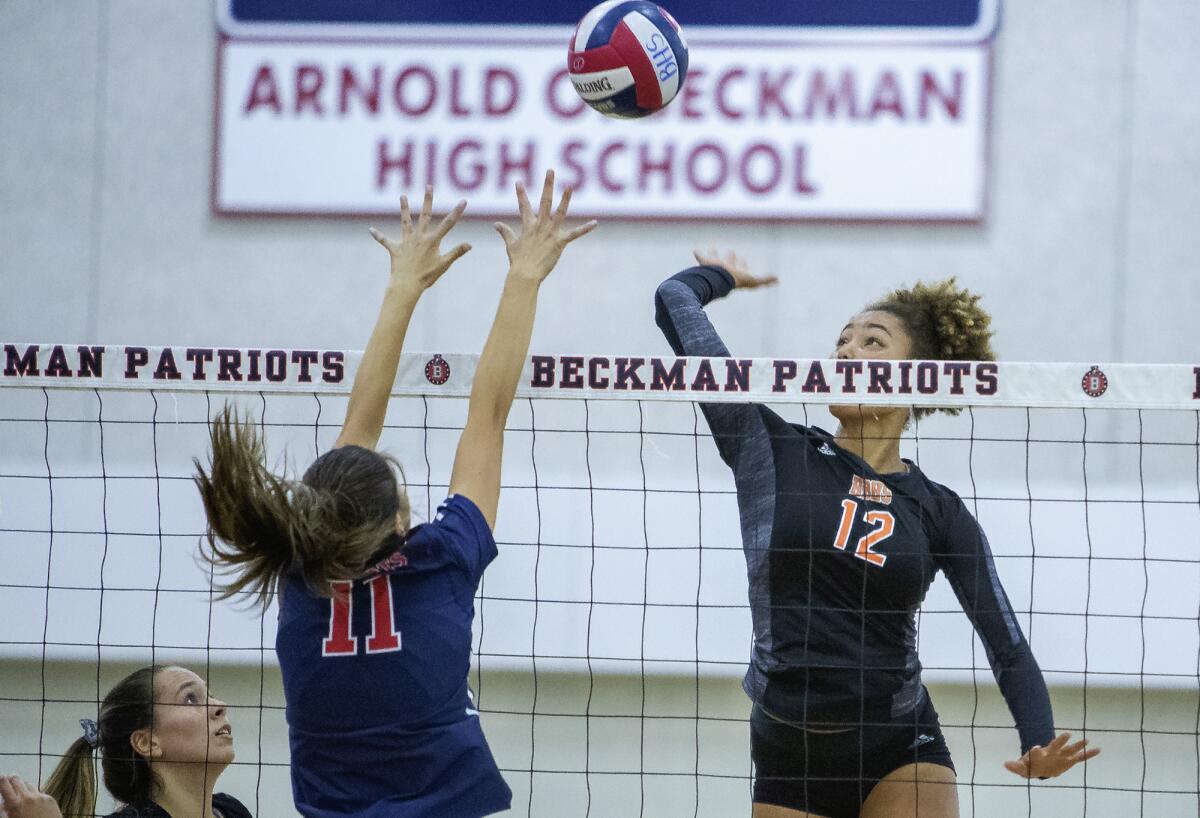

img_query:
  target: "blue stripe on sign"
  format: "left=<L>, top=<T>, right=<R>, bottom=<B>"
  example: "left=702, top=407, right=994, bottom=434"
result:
left=226, top=0, right=983, bottom=28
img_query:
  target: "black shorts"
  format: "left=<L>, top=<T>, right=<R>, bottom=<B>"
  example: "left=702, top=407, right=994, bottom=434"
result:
left=751, top=691, right=955, bottom=818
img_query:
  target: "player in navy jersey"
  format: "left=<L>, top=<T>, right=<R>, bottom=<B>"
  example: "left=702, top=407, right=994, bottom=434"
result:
left=655, top=250, right=1099, bottom=818
left=194, top=173, right=595, bottom=818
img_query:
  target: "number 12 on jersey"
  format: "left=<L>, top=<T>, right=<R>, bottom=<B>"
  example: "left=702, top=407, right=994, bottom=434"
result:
left=322, top=575, right=403, bottom=656
left=832, top=499, right=894, bottom=567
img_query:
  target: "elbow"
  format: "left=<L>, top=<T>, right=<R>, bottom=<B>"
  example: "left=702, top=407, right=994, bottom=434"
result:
left=653, top=296, right=669, bottom=334
left=991, top=642, right=1041, bottom=682
left=654, top=280, right=683, bottom=332
left=655, top=278, right=683, bottom=301
left=468, top=395, right=511, bottom=434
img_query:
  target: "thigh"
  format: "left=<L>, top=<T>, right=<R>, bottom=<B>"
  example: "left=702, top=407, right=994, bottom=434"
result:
left=751, top=706, right=863, bottom=818
left=859, top=763, right=959, bottom=818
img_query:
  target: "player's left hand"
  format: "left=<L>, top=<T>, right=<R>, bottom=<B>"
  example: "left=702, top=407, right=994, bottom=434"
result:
left=0, top=776, right=63, bottom=818
left=1003, top=731, right=1100, bottom=779
left=369, top=185, right=471, bottom=294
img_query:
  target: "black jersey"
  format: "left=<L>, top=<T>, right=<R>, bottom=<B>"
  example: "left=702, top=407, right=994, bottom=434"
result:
left=106, top=793, right=252, bottom=818
left=655, top=265, right=1055, bottom=755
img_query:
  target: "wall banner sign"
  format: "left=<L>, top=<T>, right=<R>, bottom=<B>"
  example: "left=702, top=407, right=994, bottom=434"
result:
left=213, top=0, right=999, bottom=221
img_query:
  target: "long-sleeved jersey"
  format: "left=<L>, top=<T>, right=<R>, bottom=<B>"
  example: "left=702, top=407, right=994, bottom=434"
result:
left=655, top=265, right=1054, bottom=755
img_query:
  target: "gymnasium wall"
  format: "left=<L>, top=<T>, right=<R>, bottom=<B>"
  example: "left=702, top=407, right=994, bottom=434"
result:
left=3, top=1, right=1199, bottom=365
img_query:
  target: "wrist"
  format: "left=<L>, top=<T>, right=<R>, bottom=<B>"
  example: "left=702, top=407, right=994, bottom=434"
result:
left=505, top=266, right=545, bottom=289
left=704, top=265, right=736, bottom=292
left=384, top=279, right=424, bottom=302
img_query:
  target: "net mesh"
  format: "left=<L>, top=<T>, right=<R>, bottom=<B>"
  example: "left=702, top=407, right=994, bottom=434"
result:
left=3, top=354, right=1200, bottom=817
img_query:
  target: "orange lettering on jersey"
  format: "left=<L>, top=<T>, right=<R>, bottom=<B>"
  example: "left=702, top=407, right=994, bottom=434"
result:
left=848, top=475, right=893, bottom=505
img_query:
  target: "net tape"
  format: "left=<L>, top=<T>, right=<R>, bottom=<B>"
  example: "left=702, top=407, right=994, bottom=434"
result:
left=3, top=343, right=1199, bottom=409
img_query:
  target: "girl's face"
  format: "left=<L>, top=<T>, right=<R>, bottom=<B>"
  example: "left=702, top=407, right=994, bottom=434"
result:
left=833, top=310, right=914, bottom=361
left=830, top=310, right=915, bottom=425
left=136, top=666, right=234, bottom=766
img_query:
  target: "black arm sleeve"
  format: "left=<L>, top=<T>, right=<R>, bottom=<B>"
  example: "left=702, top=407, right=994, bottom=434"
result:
left=654, top=264, right=737, bottom=355
left=936, top=500, right=1056, bottom=756
left=654, top=265, right=754, bottom=468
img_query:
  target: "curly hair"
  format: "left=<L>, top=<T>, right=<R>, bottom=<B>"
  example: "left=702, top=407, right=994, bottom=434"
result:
left=866, top=277, right=995, bottom=419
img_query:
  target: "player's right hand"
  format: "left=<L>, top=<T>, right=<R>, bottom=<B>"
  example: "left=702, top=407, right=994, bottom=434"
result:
left=0, top=777, right=62, bottom=818
left=494, top=169, right=597, bottom=283
left=369, top=185, right=471, bottom=295
left=693, top=248, right=778, bottom=290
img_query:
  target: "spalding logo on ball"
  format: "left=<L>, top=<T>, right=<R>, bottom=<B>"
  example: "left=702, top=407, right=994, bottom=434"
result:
left=568, top=1, right=689, bottom=119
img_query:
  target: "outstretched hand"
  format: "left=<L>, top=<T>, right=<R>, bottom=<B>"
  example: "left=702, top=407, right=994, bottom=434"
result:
left=369, top=185, right=471, bottom=293
left=693, top=248, right=778, bottom=290
left=494, top=170, right=597, bottom=283
left=0, top=776, right=62, bottom=818
left=1004, top=732, right=1100, bottom=779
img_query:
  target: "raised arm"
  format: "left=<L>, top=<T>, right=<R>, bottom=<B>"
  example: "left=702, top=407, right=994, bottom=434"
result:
left=448, top=170, right=596, bottom=528
left=335, top=186, right=470, bottom=450
left=936, top=500, right=1099, bottom=778
left=653, top=249, right=776, bottom=468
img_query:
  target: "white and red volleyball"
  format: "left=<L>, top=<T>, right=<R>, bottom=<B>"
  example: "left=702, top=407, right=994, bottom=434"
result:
left=568, top=1, right=689, bottom=119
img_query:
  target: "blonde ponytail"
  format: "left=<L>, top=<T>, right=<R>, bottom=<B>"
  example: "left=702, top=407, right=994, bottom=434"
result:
left=42, top=736, right=97, bottom=818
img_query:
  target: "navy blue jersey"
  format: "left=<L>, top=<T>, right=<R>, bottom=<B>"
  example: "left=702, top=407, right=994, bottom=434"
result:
left=655, top=266, right=1055, bottom=755
left=276, top=494, right=512, bottom=818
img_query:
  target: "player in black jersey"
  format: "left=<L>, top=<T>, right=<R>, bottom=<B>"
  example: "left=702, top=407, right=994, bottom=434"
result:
left=655, top=250, right=1099, bottom=818
left=0, top=665, right=251, bottom=818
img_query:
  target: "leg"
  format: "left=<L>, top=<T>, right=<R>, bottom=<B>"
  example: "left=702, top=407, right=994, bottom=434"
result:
left=753, top=802, right=833, bottom=818
left=859, top=763, right=959, bottom=818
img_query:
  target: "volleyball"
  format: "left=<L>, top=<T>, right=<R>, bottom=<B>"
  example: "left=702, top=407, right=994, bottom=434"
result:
left=568, top=1, right=689, bottom=119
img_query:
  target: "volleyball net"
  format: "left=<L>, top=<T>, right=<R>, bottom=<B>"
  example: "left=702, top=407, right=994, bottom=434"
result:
left=2, top=343, right=1200, bottom=817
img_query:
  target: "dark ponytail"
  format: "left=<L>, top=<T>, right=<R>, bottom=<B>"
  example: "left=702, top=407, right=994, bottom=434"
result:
left=97, top=666, right=162, bottom=806
left=195, top=405, right=409, bottom=606
left=43, top=666, right=163, bottom=813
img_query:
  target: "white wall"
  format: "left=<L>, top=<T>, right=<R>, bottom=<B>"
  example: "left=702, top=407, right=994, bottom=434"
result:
left=2, top=1, right=1199, bottom=364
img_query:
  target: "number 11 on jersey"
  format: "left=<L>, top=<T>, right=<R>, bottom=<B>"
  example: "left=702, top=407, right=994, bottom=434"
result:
left=832, top=499, right=894, bottom=567
left=322, top=575, right=403, bottom=656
